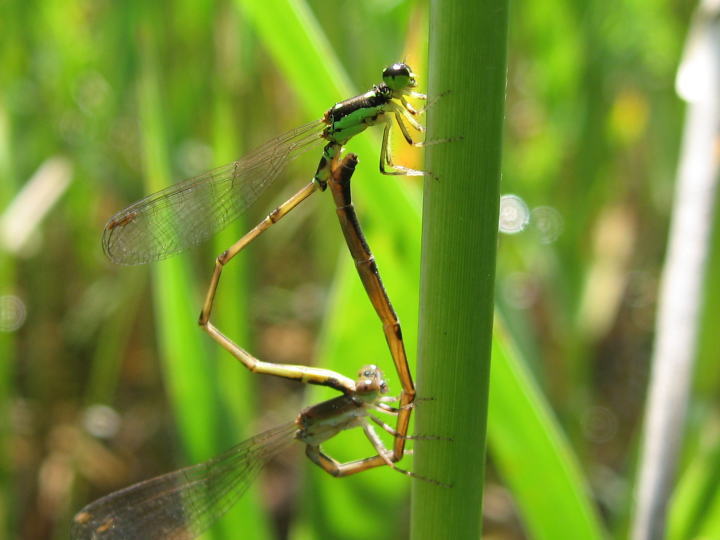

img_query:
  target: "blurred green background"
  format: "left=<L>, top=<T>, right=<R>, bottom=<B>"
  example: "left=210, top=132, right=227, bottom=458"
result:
left=2, top=0, right=718, bottom=539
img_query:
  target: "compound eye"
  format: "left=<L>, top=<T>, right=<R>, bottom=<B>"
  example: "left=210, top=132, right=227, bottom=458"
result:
left=359, top=364, right=378, bottom=378
left=382, top=63, right=413, bottom=90
left=387, top=63, right=410, bottom=77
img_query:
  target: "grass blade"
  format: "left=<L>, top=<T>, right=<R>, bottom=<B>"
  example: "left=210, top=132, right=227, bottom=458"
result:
left=411, top=1, right=508, bottom=537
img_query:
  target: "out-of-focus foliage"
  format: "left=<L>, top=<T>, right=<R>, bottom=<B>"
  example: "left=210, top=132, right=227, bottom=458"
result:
left=0, top=0, right=714, bottom=539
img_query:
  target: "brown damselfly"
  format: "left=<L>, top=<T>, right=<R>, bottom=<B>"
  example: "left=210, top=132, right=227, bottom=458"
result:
left=70, top=364, right=440, bottom=539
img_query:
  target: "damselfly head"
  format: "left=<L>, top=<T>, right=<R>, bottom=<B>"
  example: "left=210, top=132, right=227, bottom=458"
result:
left=355, top=364, right=389, bottom=395
left=383, top=63, right=416, bottom=91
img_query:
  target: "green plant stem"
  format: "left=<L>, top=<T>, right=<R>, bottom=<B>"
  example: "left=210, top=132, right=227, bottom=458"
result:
left=411, top=1, right=508, bottom=538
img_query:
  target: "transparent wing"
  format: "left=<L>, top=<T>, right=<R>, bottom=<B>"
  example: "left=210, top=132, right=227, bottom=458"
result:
left=103, top=120, right=327, bottom=265
left=70, top=422, right=297, bottom=540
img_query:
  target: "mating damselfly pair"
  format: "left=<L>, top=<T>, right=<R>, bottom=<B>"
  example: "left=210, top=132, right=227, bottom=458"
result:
left=72, top=63, right=443, bottom=539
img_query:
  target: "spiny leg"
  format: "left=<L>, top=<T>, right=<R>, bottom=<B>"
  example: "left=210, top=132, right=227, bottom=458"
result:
left=306, top=445, right=406, bottom=478
left=400, top=94, right=423, bottom=115
left=304, top=422, right=441, bottom=484
left=359, top=422, right=448, bottom=484
left=397, top=92, right=460, bottom=147
left=378, top=100, right=435, bottom=177
left=328, top=154, right=415, bottom=460
left=392, top=101, right=426, bottom=138
left=367, top=412, right=444, bottom=441
left=402, top=89, right=452, bottom=115
left=379, top=119, right=427, bottom=177
left=392, top=103, right=455, bottom=150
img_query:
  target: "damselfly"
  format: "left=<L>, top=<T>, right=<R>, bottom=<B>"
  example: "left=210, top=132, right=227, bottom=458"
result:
left=71, top=364, right=425, bottom=540
left=102, top=66, right=431, bottom=462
